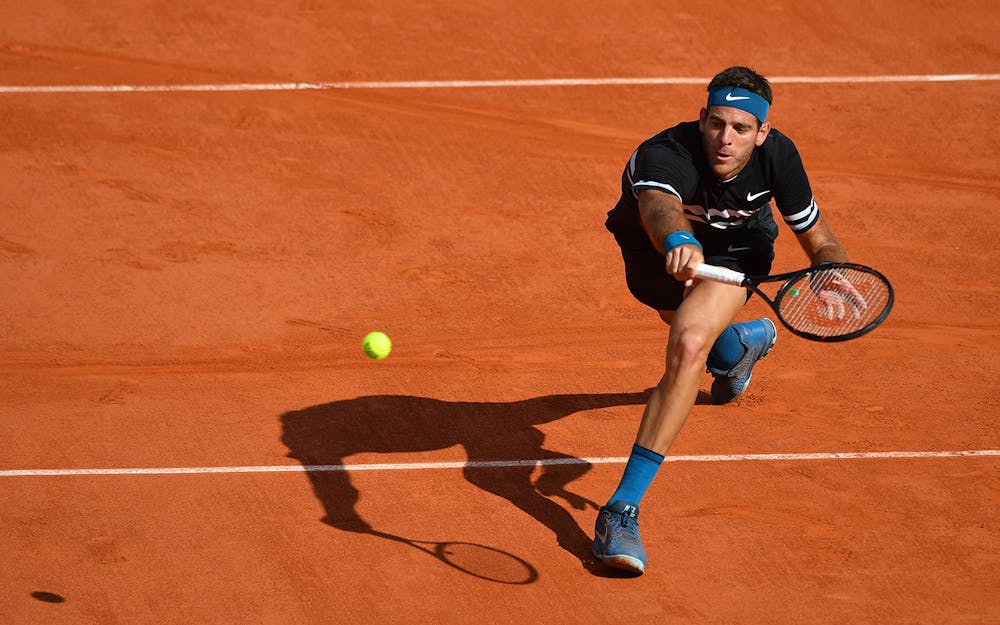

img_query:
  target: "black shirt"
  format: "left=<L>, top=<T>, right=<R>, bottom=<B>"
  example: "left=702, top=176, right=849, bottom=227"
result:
left=607, top=121, right=819, bottom=250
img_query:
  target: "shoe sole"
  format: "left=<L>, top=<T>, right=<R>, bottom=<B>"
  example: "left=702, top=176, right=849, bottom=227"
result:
left=593, top=548, right=645, bottom=574
left=760, top=317, right=778, bottom=357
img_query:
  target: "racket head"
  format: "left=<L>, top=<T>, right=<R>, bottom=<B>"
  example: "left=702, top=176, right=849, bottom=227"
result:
left=770, top=263, right=894, bottom=342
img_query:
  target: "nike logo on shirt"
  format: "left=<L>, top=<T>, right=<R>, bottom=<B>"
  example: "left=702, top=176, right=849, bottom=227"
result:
left=746, top=190, right=771, bottom=201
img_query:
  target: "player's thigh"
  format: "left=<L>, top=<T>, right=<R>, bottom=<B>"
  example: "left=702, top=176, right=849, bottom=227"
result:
left=669, top=281, right=748, bottom=350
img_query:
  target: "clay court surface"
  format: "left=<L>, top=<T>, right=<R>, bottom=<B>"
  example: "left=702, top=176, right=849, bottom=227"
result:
left=2, top=2, right=999, bottom=623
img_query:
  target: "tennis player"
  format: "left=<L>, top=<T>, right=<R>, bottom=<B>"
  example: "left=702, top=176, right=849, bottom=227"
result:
left=594, top=66, right=854, bottom=574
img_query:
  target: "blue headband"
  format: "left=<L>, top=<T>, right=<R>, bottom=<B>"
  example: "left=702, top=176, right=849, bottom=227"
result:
left=707, top=87, right=769, bottom=123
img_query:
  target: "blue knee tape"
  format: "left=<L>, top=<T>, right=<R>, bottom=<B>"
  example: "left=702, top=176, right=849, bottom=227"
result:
left=707, top=325, right=746, bottom=373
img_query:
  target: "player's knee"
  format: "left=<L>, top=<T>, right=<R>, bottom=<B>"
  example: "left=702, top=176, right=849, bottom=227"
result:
left=707, top=325, right=746, bottom=373
left=670, top=327, right=714, bottom=371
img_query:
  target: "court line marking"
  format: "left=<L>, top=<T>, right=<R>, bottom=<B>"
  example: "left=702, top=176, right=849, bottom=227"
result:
left=2, top=449, right=997, bottom=477
left=1, top=73, right=999, bottom=94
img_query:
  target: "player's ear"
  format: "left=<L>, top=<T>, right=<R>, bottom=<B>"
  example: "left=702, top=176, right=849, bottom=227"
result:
left=755, top=121, right=771, bottom=146
left=698, top=107, right=708, bottom=132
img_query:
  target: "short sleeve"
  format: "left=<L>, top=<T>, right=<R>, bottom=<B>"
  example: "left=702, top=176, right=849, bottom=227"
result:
left=769, top=135, right=820, bottom=233
left=630, top=140, right=699, bottom=202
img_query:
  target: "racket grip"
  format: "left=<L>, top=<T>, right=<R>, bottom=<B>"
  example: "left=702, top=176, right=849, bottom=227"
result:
left=694, top=263, right=747, bottom=286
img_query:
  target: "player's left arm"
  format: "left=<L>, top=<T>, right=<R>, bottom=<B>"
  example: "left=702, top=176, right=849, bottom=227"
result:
left=769, top=131, right=847, bottom=266
left=793, top=212, right=848, bottom=266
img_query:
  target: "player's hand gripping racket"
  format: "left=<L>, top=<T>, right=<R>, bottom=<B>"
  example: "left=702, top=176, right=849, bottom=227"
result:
left=694, top=262, right=894, bottom=342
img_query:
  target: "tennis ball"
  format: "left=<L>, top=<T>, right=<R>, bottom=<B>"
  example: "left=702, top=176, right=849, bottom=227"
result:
left=362, top=331, right=392, bottom=360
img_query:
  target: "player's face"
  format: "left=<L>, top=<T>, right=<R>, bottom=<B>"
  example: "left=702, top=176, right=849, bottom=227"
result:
left=699, top=106, right=771, bottom=180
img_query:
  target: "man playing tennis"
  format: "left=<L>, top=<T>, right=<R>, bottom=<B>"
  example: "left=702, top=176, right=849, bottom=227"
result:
left=594, top=66, right=858, bottom=574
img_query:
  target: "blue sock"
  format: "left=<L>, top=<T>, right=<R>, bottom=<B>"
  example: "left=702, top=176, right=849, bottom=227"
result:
left=607, top=444, right=665, bottom=507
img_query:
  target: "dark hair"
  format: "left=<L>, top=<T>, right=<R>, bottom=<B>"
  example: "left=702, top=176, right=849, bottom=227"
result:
left=708, top=66, right=773, bottom=104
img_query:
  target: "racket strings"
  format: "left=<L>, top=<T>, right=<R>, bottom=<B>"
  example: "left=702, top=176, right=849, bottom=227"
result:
left=777, top=268, right=892, bottom=338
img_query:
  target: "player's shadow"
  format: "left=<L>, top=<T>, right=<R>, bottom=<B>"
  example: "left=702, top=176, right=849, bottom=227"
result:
left=279, top=390, right=654, bottom=577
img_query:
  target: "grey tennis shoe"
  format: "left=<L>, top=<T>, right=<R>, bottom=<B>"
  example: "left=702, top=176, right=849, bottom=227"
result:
left=708, top=317, right=777, bottom=404
left=592, top=500, right=646, bottom=574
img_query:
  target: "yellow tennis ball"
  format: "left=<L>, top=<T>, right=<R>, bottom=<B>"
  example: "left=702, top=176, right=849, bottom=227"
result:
left=362, top=331, right=392, bottom=360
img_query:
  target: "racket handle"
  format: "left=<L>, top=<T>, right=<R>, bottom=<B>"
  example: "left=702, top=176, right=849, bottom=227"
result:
left=694, top=263, right=747, bottom=286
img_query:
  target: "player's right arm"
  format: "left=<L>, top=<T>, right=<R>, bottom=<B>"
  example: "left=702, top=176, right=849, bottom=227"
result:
left=637, top=189, right=704, bottom=282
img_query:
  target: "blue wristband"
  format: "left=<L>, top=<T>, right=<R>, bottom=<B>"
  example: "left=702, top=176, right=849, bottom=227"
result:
left=663, top=230, right=702, bottom=254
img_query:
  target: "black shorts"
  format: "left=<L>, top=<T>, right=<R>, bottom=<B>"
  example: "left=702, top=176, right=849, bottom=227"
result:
left=609, top=219, right=777, bottom=312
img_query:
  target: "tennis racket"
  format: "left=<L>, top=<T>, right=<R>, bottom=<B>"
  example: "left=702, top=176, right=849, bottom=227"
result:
left=694, top=262, right=894, bottom=342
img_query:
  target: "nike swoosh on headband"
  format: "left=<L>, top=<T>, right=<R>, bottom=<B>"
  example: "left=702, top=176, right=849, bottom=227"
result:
left=707, top=87, right=769, bottom=122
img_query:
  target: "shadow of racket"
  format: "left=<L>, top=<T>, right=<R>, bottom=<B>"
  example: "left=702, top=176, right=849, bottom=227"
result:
left=369, top=529, right=538, bottom=584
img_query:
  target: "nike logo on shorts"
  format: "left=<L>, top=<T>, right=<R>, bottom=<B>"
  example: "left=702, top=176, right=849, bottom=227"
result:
left=727, top=244, right=753, bottom=253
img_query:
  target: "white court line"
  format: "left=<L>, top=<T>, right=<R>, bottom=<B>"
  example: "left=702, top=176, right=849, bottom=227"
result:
left=1, top=73, right=999, bottom=94
left=2, top=449, right=998, bottom=477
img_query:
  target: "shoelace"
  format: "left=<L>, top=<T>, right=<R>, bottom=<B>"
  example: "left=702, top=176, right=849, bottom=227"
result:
left=612, top=512, right=641, bottom=547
